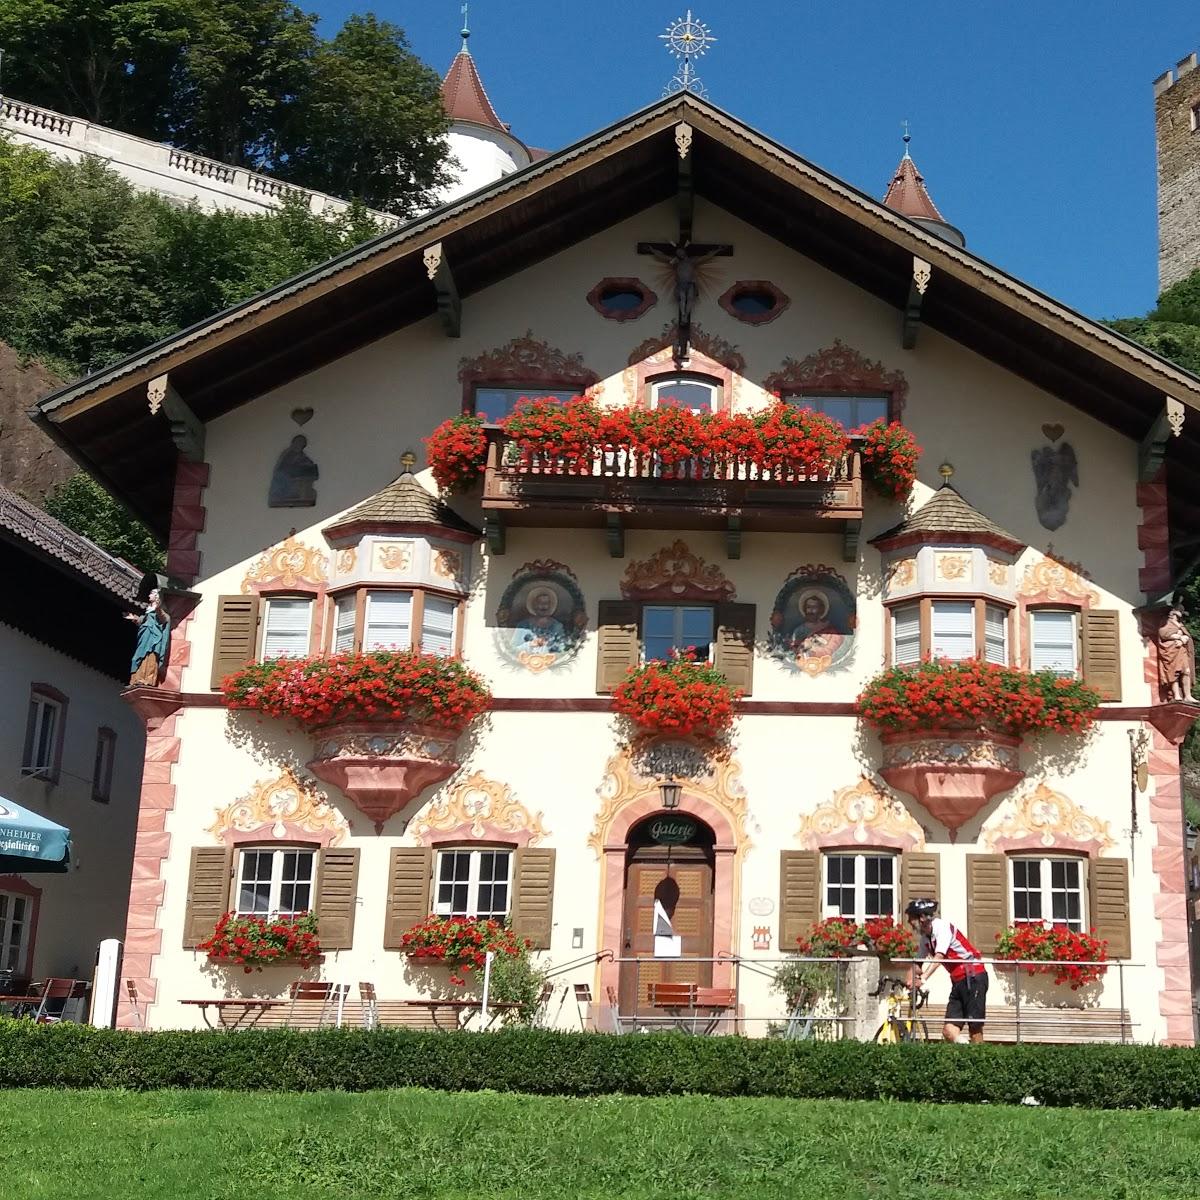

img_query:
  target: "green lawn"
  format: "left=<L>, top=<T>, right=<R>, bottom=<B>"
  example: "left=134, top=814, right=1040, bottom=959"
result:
left=0, top=1089, right=1195, bottom=1199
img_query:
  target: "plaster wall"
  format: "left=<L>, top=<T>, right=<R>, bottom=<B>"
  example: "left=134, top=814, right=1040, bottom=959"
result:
left=437, top=124, right=530, bottom=205
left=0, top=623, right=144, bottom=978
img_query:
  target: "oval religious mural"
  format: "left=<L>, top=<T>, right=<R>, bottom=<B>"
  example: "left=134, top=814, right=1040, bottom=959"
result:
left=496, top=560, right=588, bottom=672
left=768, top=565, right=856, bottom=675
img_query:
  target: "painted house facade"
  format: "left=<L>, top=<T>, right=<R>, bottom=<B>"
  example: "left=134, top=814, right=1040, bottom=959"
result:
left=34, top=95, right=1200, bottom=1042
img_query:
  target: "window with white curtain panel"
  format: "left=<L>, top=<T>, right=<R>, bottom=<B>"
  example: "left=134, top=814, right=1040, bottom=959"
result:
left=892, top=603, right=921, bottom=664
left=333, top=594, right=357, bottom=653
left=930, top=600, right=975, bottom=660
left=261, top=597, right=313, bottom=659
left=984, top=605, right=1009, bottom=665
left=363, top=590, right=412, bottom=650
left=421, top=595, right=457, bottom=655
left=1029, top=609, right=1078, bottom=676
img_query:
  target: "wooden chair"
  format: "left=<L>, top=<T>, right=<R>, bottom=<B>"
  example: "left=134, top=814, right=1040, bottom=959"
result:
left=286, top=980, right=346, bottom=1028
left=33, top=978, right=88, bottom=1024
left=605, top=985, right=632, bottom=1034
left=573, top=983, right=592, bottom=1031
left=125, top=979, right=143, bottom=1029
left=358, top=982, right=379, bottom=1031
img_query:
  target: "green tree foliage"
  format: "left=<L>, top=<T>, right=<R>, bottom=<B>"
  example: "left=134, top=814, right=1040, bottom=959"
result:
left=43, top=473, right=165, bottom=574
left=0, top=134, right=383, bottom=375
left=0, top=1, right=451, bottom=213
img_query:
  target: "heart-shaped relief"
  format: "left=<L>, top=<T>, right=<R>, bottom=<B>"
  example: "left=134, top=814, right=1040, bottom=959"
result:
left=1041, top=423, right=1064, bottom=442
left=291, top=408, right=314, bottom=426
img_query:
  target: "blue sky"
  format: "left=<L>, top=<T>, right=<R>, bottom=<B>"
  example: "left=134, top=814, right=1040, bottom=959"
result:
left=313, top=2, right=1199, bottom=319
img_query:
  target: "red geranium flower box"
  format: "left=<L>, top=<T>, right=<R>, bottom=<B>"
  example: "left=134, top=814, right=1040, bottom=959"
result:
left=612, top=651, right=740, bottom=741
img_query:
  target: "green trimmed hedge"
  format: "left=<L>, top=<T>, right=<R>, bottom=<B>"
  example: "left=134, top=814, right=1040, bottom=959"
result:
left=0, top=1024, right=1197, bottom=1108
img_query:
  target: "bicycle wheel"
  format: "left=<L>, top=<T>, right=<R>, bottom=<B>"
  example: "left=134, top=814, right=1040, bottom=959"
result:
left=873, top=1018, right=899, bottom=1045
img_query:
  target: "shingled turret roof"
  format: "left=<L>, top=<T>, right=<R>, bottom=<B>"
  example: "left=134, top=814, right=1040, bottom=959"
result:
left=441, top=48, right=506, bottom=132
left=883, top=151, right=945, bottom=222
left=872, top=483, right=1024, bottom=554
left=324, top=470, right=479, bottom=540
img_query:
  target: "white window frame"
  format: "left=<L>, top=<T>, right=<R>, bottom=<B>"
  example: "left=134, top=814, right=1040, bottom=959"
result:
left=1028, top=608, right=1079, bottom=677
left=648, top=375, right=721, bottom=413
left=1010, top=855, right=1087, bottom=933
left=332, top=593, right=357, bottom=654
left=22, top=693, right=62, bottom=779
left=363, top=589, right=413, bottom=651
left=930, top=599, right=976, bottom=661
left=984, top=604, right=1009, bottom=666
left=0, top=890, right=33, bottom=974
left=822, top=852, right=898, bottom=922
left=433, top=847, right=514, bottom=919
left=92, top=728, right=116, bottom=803
left=235, top=847, right=317, bottom=917
left=420, top=594, right=458, bottom=656
left=891, top=602, right=921, bottom=665
left=261, top=596, right=313, bottom=660
left=641, top=604, right=715, bottom=663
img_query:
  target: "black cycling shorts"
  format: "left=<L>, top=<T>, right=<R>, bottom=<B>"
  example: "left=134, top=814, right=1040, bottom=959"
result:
left=945, top=971, right=988, bottom=1029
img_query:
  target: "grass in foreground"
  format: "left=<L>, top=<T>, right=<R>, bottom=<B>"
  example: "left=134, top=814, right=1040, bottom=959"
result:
left=0, top=1088, right=1195, bottom=1200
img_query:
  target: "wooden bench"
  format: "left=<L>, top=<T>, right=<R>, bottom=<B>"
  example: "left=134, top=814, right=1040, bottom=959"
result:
left=981, top=1004, right=1133, bottom=1044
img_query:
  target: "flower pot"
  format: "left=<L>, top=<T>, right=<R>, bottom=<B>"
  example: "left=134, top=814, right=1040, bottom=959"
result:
left=307, top=720, right=461, bottom=833
left=879, top=729, right=1023, bottom=838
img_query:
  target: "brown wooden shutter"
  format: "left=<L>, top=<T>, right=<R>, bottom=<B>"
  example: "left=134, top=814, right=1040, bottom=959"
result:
left=595, top=600, right=639, bottom=693
left=779, top=850, right=820, bottom=950
left=511, top=847, right=556, bottom=950
left=210, top=595, right=262, bottom=688
left=1081, top=609, right=1122, bottom=701
left=182, top=847, right=232, bottom=948
left=713, top=602, right=756, bottom=696
left=315, top=847, right=359, bottom=950
left=900, top=851, right=941, bottom=914
left=383, top=847, right=432, bottom=949
left=965, top=854, right=1008, bottom=953
left=1089, top=857, right=1131, bottom=959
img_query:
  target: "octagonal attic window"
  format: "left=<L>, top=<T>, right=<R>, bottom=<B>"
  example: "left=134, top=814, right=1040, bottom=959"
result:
left=587, top=277, right=657, bottom=322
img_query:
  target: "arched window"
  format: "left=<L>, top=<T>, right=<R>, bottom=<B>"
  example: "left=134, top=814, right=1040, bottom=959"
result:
left=648, top=374, right=721, bottom=414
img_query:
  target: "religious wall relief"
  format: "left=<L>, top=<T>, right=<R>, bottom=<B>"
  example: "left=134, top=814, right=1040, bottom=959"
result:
left=495, top=560, right=588, bottom=672
left=768, top=565, right=856, bottom=675
left=1031, top=425, right=1077, bottom=531
left=269, top=433, right=319, bottom=508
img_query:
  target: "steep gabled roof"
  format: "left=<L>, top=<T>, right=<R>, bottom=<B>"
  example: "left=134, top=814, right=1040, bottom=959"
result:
left=872, top=483, right=1024, bottom=555
left=441, top=49, right=506, bottom=132
left=883, top=152, right=944, bottom=222
left=31, top=92, right=1200, bottom=547
left=324, top=470, right=479, bottom=540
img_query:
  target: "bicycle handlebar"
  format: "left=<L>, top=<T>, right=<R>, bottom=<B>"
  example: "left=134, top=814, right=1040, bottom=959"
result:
left=870, top=975, right=929, bottom=1009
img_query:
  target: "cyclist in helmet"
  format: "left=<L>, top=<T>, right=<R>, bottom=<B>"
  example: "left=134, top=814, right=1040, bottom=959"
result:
left=904, top=897, right=988, bottom=1043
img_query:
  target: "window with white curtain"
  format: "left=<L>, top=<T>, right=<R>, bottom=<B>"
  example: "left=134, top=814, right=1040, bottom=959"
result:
left=892, top=603, right=921, bottom=665
left=823, top=854, right=897, bottom=921
left=931, top=600, right=975, bottom=660
left=421, top=595, right=457, bottom=655
left=1029, top=609, right=1078, bottom=676
left=1011, top=856, right=1085, bottom=932
left=363, top=590, right=412, bottom=650
left=333, top=595, right=357, bottom=653
left=261, top=597, right=313, bottom=659
left=985, top=605, right=1009, bottom=665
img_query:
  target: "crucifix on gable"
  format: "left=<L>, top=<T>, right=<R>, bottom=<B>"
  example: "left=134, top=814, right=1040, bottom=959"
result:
left=637, top=238, right=732, bottom=364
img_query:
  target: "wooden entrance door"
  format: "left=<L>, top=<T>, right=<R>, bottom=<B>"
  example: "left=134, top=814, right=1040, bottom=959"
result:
left=619, top=849, right=714, bottom=1015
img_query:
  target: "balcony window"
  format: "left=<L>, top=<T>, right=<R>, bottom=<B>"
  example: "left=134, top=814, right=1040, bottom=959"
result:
left=643, top=605, right=714, bottom=662
left=787, top=394, right=889, bottom=429
left=649, top=375, right=720, bottom=413
left=1011, top=856, right=1085, bottom=933
left=823, top=853, right=897, bottom=921
left=261, top=597, right=313, bottom=659
left=473, top=387, right=577, bottom=424
left=1029, top=609, right=1078, bottom=676
left=236, top=847, right=316, bottom=916
left=434, top=848, right=513, bottom=919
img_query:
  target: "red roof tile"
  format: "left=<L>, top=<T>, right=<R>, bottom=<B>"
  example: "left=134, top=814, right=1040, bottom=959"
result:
left=441, top=50, right=506, bottom=132
left=883, top=153, right=945, bottom=222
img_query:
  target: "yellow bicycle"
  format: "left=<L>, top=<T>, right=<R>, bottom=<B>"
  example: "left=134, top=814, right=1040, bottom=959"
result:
left=871, top=975, right=930, bottom=1043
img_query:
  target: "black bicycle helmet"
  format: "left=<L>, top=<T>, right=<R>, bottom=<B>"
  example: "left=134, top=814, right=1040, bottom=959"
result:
left=904, top=897, right=938, bottom=919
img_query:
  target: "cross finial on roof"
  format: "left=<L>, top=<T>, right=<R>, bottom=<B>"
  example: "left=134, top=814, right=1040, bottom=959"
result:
left=460, top=3, right=470, bottom=51
left=938, top=461, right=955, bottom=482
left=400, top=448, right=418, bottom=475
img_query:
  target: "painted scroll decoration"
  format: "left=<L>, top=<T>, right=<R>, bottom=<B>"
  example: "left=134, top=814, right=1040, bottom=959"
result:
left=409, top=772, right=548, bottom=847
left=495, top=560, right=588, bottom=672
left=795, top=777, right=926, bottom=851
left=208, top=771, right=348, bottom=846
left=241, top=535, right=328, bottom=593
left=769, top=565, right=856, bottom=676
left=620, top=540, right=736, bottom=601
left=1018, top=546, right=1100, bottom=607
left=761, top=339, right=909, bottom=417
left=981, top=783, right=1116, bottom=855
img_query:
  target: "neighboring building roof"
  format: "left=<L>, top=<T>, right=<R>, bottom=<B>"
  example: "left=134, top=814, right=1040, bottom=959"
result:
left=883, top=151, right=944, bottom=222
left=31, top=92, right=1200, bottom=548
left=0, top=483, right=142, bottom=604
left=324, top=470, right=479, bottom=539
left=441, top=49, right=506, bottom=132
left=872, top=483, right=1025, bottom=554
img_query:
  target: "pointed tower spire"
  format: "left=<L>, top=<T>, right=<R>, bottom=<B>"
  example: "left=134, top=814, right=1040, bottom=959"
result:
left=882, top=126, right=966, bottom=248
left=440, top=11, right=507, bottom=133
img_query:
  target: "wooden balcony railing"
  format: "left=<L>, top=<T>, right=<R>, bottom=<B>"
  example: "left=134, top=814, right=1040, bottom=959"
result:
left=480, top=431, right=863, bottom=560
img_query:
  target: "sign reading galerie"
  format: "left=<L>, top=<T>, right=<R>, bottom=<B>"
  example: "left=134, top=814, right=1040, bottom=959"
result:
left=647, top=816, right=698, bottom=845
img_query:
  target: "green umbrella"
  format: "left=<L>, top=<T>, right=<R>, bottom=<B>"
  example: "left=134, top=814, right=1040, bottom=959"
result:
left=0, top=796, right=71, bottom=874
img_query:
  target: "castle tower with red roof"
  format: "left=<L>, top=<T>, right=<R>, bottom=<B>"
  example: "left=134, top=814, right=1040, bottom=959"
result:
left=882, top=133, right=965, bottom=248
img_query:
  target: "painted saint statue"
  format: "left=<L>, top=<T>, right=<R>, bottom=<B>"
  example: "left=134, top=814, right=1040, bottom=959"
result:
left=1156, top=606, right=1196, bottom=702
left=126, top=589, right=171, bottom=687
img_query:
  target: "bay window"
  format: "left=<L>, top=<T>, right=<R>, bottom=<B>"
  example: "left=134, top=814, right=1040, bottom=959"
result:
left=887, top=599, right=1013, bottom=666
left=823, top=853, right=897, bottom=922
left=1011, top=856, right=1085, bottom=932
left=434, top=848, right=513, bottom=919
left=930, top=601, right=974, bottom=661
left=330, top=588, right=462, bottom=657
left=364, top=590, right=412, bottom=650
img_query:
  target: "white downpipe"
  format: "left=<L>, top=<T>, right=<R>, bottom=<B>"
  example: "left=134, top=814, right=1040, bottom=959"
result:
left=481, top=950, right=495, bottom=1027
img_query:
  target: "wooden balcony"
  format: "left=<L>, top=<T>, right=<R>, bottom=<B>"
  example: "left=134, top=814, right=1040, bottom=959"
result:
left=480, top=432, right=864, bottom=560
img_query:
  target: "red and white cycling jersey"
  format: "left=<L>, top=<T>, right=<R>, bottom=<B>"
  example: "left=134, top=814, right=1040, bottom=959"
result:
left=923, top=918, right=985, bottom=982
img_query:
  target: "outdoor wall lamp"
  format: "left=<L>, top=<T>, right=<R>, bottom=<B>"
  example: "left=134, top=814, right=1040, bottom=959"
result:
left=658, top=779, right=682, bottom=810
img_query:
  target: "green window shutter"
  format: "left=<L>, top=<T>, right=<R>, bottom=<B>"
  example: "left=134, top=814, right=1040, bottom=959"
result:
left=779, top=850, right=820, bottom=950
left=713, top=602, right=755, bottom=696
left=965, top=854, right=1008, bottom=952
left=900, top=851, right=941, bottom=914
left=1089, top=858, right=1131, bottom=959
left=511, top=848, right=556, bottom=950
left=315, top=847, right=359, bottom=951
left=595, top=600, right=639, bottom=694
left=182, top=847, right=232, bottom=949
left=383, top=847, right=432, bottom=950
left=210, top=595, right=261, bottom=689
left=1081, top=610, right=1122, bottom=701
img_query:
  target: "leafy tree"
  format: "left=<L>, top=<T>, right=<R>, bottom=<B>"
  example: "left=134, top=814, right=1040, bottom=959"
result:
left=44, top=473, right=165, bottom=574
left=271, top=14, right=452, bottom=215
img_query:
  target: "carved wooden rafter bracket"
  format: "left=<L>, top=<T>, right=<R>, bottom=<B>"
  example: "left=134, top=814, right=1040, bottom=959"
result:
left=903, top=257, right=931, bottom=350
left=423, top=242, right=461, bottom=338
left=1138, top=396, right=1185, bottom=482
left=147, top=373, right=205, bottom=462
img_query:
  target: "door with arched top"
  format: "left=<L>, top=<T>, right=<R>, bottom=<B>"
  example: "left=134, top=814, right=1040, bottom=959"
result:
left=619, top=813, right=715, bottom=1015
